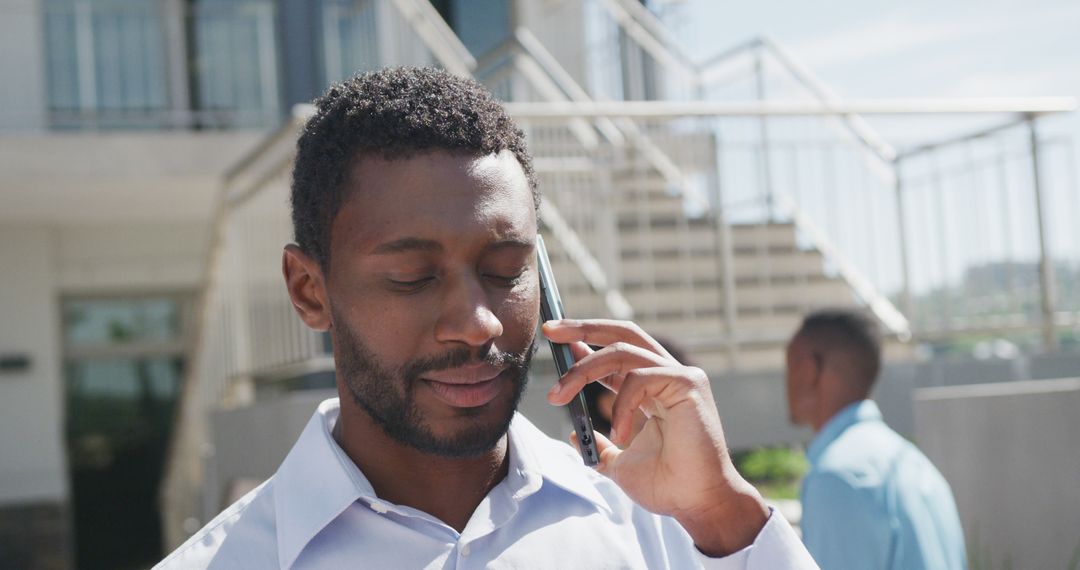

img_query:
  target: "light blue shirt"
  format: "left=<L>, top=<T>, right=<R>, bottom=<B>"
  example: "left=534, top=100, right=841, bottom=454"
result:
left=800, top=399, right=966, bottom=570
left=158, top=398, right=816, bottom=569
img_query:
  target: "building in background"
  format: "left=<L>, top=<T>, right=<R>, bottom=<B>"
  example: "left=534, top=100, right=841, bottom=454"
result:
left=0, top=0, right=1077, bottom=568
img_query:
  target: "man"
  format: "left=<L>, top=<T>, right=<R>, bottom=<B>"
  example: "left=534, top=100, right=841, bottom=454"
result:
left=785, top=309, right=966, bottom=569
left=158, top=67, right=816, bottom=569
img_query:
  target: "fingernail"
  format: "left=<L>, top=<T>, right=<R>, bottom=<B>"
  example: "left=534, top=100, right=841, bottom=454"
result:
left=609, top=426, right=619, bottom=445
left=548, top=383, right=562, bottom=397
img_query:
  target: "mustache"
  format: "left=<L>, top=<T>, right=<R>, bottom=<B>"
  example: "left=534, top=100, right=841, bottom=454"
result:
left=399, top=342, right=537, bottom=381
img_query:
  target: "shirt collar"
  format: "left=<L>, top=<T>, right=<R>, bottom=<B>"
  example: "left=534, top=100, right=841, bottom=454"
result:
left=273, top=398, right=374, bottom=570
left=273, top=399, right=611, bottom=569
left=506, top=413, right=612, bottom=514
left=806, top=399, right=882, bottom=465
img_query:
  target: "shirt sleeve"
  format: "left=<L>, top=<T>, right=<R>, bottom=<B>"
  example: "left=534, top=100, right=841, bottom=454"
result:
left=697, top=509, right=819, bottom=570
left=801, top=471, right=892, bottom=569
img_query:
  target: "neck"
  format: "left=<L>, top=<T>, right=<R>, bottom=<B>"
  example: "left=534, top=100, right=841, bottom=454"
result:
left=812, top=394, right=866, bottom=433
left=334, top=398, right=509, bottom=533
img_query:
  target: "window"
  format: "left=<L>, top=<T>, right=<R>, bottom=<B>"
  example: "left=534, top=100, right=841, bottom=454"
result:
left=43, top=0, right=169, bottom=128
left=319, top=0, right=382, bottom=85
left=190, top=0, right=281, bottom=128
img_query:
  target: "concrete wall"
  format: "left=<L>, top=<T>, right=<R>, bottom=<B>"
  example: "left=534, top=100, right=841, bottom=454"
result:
left=0, top=226, right=67, bottom=505
left=0, top=0, right=46, bottom=130
left=207, top=390, right=335, bottom=516
left=914, top=379, right=1080, bottom=569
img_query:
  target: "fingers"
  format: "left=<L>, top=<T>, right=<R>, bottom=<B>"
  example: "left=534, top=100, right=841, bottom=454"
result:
left=542, top=319, right=673, bottom=360
left=607, top=367, right=698, bottom=446
left=547, top=341, right=669, bottom=405
left=567, top=341, right=593, bottom=361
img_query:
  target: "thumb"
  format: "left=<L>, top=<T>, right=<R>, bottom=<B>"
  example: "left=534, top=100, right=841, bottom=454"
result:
left=591, top=431, right=623, bottom=477
left=570, top=431, right=622, bottom=475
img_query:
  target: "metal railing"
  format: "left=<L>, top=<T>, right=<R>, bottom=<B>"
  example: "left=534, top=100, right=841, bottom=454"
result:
left=548, top=0, right=1080, bottom=346
left=506, top=99, right=1078, bottom=343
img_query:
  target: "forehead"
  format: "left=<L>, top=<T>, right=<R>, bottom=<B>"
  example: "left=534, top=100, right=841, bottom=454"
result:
left=332, top=150, right=536, bottom=253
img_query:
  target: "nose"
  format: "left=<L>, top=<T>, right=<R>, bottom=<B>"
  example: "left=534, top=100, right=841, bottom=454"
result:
left=434, top=273, right=504, bottom=347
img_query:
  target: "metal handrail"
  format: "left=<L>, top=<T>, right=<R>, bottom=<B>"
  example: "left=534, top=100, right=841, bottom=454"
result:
left=387, top=0, right=476, bottom=75
left=503, top=28, right=710, bottom=212
left=539, top=200, right=634, bottom=320
left=511, top=28, right=626, bottom=146
left=774, top=193, right=911, bottom=339
left=500, top=98, right=1078, bottom=118
left=594, top=0, right=700, bottom=85
left=589, top=1, right=898, bottom=169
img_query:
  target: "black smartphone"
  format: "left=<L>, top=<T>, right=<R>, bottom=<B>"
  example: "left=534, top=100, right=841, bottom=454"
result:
left=536, top=235, right=600, bottom=466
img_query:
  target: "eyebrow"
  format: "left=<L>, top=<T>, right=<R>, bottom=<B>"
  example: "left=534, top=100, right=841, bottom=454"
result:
left=371, top=237, right=443, bottom=255
left=487, top=238, right=535, bottom=252
left=369, top=237, right=534, bottom=256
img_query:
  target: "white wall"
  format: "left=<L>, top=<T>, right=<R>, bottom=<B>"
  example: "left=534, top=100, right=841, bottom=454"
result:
left=0, top=226, right=67, bottom=504
left=55, top=222, right=210, bottom=292
left=0, top=0, right=46, bottom=130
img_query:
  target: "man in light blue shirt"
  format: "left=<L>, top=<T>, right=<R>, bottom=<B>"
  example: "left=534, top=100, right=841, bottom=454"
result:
left=158, top=67, right=817, bottom=569
left=785, top=309, right=966, bottom=569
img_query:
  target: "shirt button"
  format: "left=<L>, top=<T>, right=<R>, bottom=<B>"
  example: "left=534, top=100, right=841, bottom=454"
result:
left=460, top=543, right=471, bottom=557
left=369, top=501, right=388, bottom=514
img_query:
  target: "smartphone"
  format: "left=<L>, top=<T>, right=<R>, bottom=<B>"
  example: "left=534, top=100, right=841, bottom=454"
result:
left=536, top=235, right=600, bottom=466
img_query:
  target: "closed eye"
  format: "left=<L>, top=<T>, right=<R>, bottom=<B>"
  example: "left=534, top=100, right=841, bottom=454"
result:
left=485, top=272, right=525, bottom=287
left=388, top=276, right=435, bottom=292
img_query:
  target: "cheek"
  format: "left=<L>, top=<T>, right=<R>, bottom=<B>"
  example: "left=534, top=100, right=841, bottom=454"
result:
left=496, top=284, right=540, bottom=341
left=334, top=289, right=434, bottom=360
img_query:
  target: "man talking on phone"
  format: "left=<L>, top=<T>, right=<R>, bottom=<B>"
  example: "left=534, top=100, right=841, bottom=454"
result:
left=156, top=67, right=817, bottom=569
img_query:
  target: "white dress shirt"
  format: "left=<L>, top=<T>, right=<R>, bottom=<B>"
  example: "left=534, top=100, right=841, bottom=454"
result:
left=157, top=398, right=817, bottom=569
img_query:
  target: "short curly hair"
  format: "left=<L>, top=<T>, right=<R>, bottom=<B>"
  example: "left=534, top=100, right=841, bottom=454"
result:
left=291, top=66, right=538, bottom=270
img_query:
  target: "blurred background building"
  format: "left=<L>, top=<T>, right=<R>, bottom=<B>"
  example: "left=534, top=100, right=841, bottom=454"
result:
left=0, top=0, right=1077, bottom=568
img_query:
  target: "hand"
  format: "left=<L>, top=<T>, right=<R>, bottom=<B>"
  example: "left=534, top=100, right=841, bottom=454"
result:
left=543, top=319, right=770, bottom=556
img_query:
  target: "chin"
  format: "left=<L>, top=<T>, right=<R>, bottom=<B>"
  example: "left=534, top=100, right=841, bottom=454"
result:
left=410, top=387, right=521, bottom=458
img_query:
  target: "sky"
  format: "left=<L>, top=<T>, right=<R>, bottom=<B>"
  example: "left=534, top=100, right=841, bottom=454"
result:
left=666, top=0, right=1080, bottom=145
left=671, top=0, right=1080, bottom=101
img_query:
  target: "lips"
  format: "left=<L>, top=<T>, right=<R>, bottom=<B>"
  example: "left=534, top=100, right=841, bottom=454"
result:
left=421, top=365, right=508, bottom=408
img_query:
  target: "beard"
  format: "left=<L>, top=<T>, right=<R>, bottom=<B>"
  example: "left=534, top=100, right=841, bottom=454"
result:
left=332, top=308, right=535, bottom=458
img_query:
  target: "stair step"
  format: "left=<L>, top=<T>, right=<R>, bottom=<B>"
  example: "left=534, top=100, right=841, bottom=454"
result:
left=614, top=254, right=826, bottom=283
left=618, top=223, right=799, bottom=247
left=609, top=279, right=855, bottom=313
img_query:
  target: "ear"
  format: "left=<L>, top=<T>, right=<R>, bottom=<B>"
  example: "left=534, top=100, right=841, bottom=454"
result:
left=282, top=244, right=331, bottom=331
